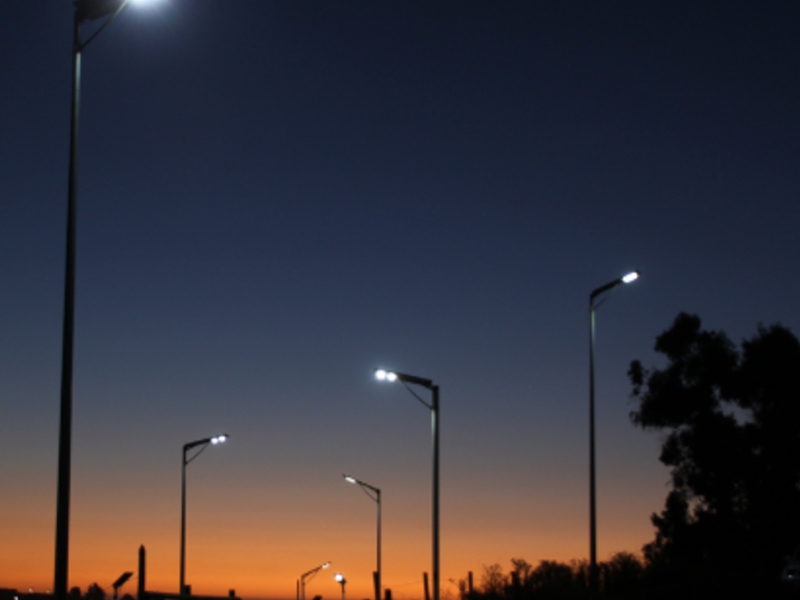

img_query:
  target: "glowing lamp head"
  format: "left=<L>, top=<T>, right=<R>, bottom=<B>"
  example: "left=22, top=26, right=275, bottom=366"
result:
left=344, top=475, right=357, bottom=484
left=622, top=271, right=639, bottom=284
left=322, top=562, right=331, bottom=569
left=211, top=434, right=228, bottom=445
left=375, top=369, right=397, bottom=382
left=335, top=573, right=345, bottom=583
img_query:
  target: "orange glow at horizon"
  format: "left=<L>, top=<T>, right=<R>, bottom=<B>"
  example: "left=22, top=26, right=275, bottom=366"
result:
left=1, top=484, right=660, bottom=600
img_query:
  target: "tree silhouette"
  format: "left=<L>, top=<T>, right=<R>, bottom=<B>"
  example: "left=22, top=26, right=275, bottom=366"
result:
left=84, top=584, right=106, bottom=600
left=601, top=552, right=643, bottom=598
left=629, top=312, right=800, bottom=592
left=479, top=563, right=506, bottom=598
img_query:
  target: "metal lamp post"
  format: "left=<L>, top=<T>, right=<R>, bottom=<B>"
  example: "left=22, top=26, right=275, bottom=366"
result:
left=588, top=271, right=639, bottom=593
left=343, top=474, right=381, bottom=600
left=375, top=369, right=439, bottom=600
left=299, top=562, right=331, bottom=600
left=55, top=3, right=156, bottom=599
left=181, top=434, right=229, bottom=595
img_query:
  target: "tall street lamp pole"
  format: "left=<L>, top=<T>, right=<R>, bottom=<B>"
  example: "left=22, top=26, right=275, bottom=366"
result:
left=181, top=434, right=229, bottom=595
left=343, top=475, right=381, bottom=600
left=588, top=270, right=639, bottom=594
left=375, top=369, right=439, bottom=600
left=55, top=3, right=136, bottom=599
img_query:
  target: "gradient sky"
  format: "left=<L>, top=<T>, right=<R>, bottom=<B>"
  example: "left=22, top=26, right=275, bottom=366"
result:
left=2, top=1, right=799, bottom=599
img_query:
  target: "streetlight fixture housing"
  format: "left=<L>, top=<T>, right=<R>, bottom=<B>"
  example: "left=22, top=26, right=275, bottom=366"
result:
left=335, top=574, right=345, bottom=583
left=590, top=270, right=641, bottom=302
left=375, top=369, right=397, bottom=382
left=375, top=369, right=433, bottom=389
left=74, top=0, right=126, bottom=22
left=622, top=271, right=639, bottom=284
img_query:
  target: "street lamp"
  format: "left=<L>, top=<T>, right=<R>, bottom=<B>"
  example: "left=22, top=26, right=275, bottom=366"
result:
left=343, top=474, right=381, bottom=600
left=588, top=270, right=639, bottom=593
left=298, top=562, right=331, bottom=600
left=374, top=369, right=440, bottom=600
left=181, top=434, right=229, bottom=595
left=334, top=573, right=347, bottom=600
left=55, top=3, right=159, bottom=600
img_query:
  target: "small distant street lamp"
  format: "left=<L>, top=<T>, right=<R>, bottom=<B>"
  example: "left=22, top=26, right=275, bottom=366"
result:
left=588, top=270, right=639, bottom=593
left=343, top=474, right=381, bottom=600
left=55, top=3, right=161, bottom=600
left=334, top=573, right=347, bottom=600
left=374, top=369, right=440, bottom=600
left=299, top=561, right=331, bottom=600
left=181, top=434, right=229, bottom=595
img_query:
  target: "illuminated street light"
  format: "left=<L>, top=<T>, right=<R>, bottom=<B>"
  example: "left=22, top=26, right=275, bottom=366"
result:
left=374, top=368, right=439, bottom=600
left=343, top=474, right=381, bottom=600
left=55, top=4, right=164, bottom=600
left=181, top=434, right=229, bottom=595
left=298, top=561, right=331, bottom=600
left=374, top=369, right=397, bottom=382
left=334, top=573, right=347, bottom=600
left=588, top=270, right=640, bottom=593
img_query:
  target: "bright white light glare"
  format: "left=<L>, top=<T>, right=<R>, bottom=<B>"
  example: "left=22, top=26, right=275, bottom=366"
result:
left=217, top=434, right=227, bottom=443
left=376, top=369, right=397, bottom=382
left=211, top=438, right=219, bottom=444
left=622, top=271, right=639, bottom=284
left=344, top=476, right=357, bottom=484
left=335, top=574, right=344, bottom=582
left=323, top=562, right=331, bottom=569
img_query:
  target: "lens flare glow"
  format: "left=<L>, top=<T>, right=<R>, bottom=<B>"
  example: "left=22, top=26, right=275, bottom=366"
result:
left=376, top=369, right=398, bottom=381
left=622, top=271, right=639, bottom=284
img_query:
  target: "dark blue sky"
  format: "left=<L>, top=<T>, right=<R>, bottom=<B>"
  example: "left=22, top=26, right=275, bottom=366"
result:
left=2, top=1, right=799, bottom=597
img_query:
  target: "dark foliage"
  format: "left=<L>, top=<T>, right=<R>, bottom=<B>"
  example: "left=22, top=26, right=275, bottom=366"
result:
left=84, top=584, right=105, bottom=600
left=629, top=312, right=800, bottom=597
left=462, top=554, right=644, bottom=600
